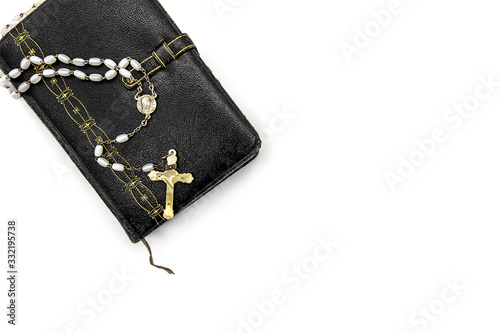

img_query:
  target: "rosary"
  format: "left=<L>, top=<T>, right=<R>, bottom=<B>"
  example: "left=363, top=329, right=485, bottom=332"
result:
left=0, top=53, right=194, bottom=220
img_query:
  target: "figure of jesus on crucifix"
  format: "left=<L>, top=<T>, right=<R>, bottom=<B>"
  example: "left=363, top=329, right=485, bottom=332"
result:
left=148, top=149, right=194, bottom=220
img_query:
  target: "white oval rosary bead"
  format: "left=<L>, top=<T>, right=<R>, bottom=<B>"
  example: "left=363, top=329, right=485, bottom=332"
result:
left=30, top=74, right=42, bottom=84
left=18, top=82, right=30, bottom=93
left=11, top=91, right=21, bottom=100
left=94, top=145, right=103, bottom=157
left=8, top=84, right=17, bottom=92
left=8, top=21, right=19, bottom=28
left=130, top=59, right=142, bottom=70
left=119, top=68, right=131, bottom=79
left=89, top=74, right=103, bottom=82
left=73, top=58, right=86, bottom=67
left=89, top=58, right=102, bottom=66
left=0, top=75, right=9, bottom=86
left=74, top=70, right=87, bottom=80
left=42, top=69, right=56, bottom=78
left=8, top=68, right=21, bottom=79
left=116, top=134, right=129, bottom=143
left=142, top=163, right=154, bottom=172
left=112, top=163, right=125, bottom=172
left=58, top=54, right=71, bottom=64
left=11, top=14, right=23, bottom=22
left=1, top=26, right=9, bottom=37
left=97, top=157, right=110, bottom=168
left=12, top=14, right=24, bottom=22
left=58, top=68, right=71, bottom=77
left=29, top=56, right=43, bottom=65
left=44, top=55, right=57, bottom=65
left=118, top=58, right=130, bottom=69
left=20, top=58, right=31, bottom=70
left=105, top=69, right=117, bottom=80
left=104, top=59, right=117, bottom=70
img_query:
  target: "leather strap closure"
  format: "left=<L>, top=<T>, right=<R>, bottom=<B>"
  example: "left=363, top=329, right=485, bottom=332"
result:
left=122, top=33, right=196, bottom=89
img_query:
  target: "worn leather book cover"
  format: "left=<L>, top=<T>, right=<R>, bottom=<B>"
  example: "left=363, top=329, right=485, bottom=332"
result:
left=0, top=0, right=261, bottom=243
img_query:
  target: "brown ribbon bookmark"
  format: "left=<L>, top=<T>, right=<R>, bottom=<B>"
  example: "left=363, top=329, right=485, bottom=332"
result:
left=142, top=238, right=175, bottom=275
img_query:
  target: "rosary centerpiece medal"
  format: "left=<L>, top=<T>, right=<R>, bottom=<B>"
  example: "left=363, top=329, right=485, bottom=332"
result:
left=136, top=93, right=157, bottom=115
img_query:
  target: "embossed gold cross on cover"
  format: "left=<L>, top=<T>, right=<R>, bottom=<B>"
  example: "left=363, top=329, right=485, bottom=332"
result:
left=0, top=0, right=260, bottom=254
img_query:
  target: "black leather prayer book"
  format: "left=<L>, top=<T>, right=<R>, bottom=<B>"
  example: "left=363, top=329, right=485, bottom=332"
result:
left=0, top=0, right=260, bottom=243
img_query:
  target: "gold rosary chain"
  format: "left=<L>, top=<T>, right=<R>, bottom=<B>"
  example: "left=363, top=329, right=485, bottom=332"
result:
left=101, top=113, right=150, bottom=145
left=140, top=68, right=157, bottom=98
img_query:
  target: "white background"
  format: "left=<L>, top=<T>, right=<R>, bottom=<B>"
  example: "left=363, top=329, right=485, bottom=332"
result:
left=1, top=0, right=500, bottom=332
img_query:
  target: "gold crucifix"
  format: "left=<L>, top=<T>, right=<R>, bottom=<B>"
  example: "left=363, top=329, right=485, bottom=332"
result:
left=148, top=149, right=194, bottom=220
